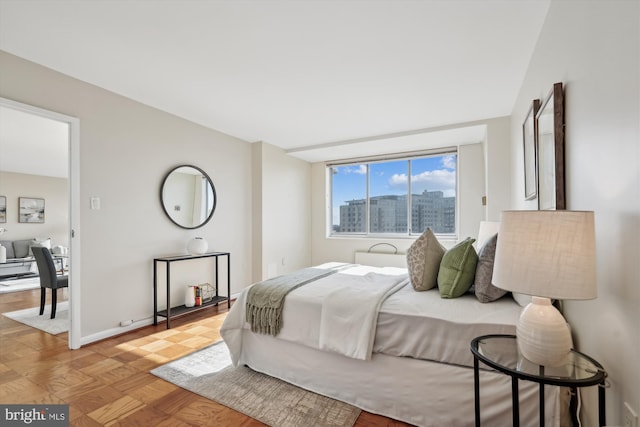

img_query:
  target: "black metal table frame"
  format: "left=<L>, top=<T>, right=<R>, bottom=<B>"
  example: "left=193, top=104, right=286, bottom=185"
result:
left=153, top=252, right=231, bottom=329
left=471, top=334, right=607, bottom=427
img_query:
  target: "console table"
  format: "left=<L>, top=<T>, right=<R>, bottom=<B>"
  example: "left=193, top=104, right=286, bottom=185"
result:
left=153, top=251, right=230, bottom=329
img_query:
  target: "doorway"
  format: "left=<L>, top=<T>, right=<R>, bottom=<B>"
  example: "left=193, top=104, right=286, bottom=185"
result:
left=0, top=97, right=81, bottom=349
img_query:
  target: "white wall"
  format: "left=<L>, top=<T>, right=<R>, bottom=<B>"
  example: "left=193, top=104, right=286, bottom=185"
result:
left=0, top=50, right=254, bottom=340
left=509, top=1, right=639, bottom=425
left=252, top=141, right=311, bottom=281
left=0, top=171, right=69, bottom=247
left=311, top=118, right=512, bottom=264
left=483, top=116, right=512, bottom=221
left=458, top=143, right=485, bottom=240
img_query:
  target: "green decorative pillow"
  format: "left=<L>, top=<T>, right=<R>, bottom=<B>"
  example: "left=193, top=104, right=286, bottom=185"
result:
left=438, top=237, right=478, bottom=298
left=474, top=234, right=507, bottom=303
left=406, top=228, right=445, bottom=291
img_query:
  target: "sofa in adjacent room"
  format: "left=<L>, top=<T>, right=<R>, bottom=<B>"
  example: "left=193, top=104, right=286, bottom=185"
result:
left=0, top=238, right=51, bottom=279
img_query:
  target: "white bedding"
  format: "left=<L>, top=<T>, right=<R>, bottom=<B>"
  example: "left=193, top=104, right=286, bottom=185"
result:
left=235, top=329, right=568, bottom=427
left=319, top=264, right=408, bottom=359
left=222, top=263, right=409, bottom=362
left=222, top=263, right=520, bottom=367
left=375, top=283, right=521, bottom=367
left=220, top=263, right=567, bottom=427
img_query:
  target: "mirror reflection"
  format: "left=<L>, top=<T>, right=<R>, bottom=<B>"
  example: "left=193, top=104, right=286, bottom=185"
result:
left=161, top=165, right=216, bottom=229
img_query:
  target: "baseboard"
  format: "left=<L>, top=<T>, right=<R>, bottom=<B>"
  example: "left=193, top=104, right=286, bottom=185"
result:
left=79, top=294, right=240, bottom=347
left=80, top=317, right=154, bottom=346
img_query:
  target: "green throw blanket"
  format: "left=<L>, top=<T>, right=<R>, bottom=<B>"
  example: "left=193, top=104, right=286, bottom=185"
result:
left=246, top=267, right=338, bottom=336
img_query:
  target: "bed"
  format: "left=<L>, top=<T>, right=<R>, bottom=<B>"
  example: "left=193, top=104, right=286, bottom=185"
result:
left=221, top=257, right=570, bottom=427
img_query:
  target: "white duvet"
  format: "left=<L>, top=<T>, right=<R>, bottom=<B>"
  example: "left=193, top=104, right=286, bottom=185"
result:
left=221, top=263, right=409, bottom=363
left=374, top=283, right=521, bottom=367
left=222, top=263, right=523, bottom=368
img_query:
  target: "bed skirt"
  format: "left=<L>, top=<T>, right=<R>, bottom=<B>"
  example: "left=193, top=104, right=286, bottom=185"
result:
left=235, top=332, right=570, bottom=427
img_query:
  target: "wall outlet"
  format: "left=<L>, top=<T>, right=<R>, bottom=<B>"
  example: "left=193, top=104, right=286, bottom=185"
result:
left=120, top=319, right=133, bottom=327
left=624, top=402, right=638, bottom=427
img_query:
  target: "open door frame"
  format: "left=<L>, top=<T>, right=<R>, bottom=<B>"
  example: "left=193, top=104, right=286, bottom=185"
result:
left=0, top=97, right=81, bottom=349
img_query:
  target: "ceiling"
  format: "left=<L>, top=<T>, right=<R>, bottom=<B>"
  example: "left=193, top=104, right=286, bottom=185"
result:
left=0, top=0, right=550, bottom=164
left=0, top=105, right=69, bottom=178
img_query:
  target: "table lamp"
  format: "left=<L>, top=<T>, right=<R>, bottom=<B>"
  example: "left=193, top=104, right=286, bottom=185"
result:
left=492, top=210, right=596, bottom=366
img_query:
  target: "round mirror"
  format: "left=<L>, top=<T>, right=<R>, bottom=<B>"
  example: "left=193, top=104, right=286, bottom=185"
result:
left=160, top=165, right=216, bottom=229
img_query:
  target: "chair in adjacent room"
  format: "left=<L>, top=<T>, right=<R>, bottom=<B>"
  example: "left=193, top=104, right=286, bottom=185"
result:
left=32, top=246, right=68, bottom=319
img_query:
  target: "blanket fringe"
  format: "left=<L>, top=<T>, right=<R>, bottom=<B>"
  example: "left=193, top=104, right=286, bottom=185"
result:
left=246, top=305, right=281, bottom=336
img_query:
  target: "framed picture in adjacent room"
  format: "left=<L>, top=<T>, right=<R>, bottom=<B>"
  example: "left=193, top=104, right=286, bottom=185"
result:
left=536, top=82, right=565, bottom=210
left=0, top=196, right=6, bottom=223
left=523, top=99, right=540, bottom=201
left=19, top=197, right=45, bottom=223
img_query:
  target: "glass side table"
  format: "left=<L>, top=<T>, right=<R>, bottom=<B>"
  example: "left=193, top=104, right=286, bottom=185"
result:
left=471, top=334, right=607, bottom=427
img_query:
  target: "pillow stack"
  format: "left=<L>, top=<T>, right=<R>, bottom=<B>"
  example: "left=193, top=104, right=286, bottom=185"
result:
left=406, top=228, right=506, bottom=302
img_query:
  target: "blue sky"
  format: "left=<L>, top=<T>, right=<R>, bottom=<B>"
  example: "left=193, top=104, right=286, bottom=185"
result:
left=331, top=154, right=456, bottom=225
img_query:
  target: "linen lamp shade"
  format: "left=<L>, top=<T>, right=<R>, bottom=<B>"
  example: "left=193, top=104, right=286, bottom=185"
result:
left=492, top=210, right=597, bottom=366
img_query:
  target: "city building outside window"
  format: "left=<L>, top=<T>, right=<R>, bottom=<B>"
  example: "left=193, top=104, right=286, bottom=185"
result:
left=329, top=152, right=457, bottom=237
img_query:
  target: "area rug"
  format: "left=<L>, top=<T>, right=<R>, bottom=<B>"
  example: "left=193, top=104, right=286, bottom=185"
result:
left=2, top=301, right=69, bottom=335
left=151, top=341, right=361, bottom=427
left=0, top=277, right=40, bottom=294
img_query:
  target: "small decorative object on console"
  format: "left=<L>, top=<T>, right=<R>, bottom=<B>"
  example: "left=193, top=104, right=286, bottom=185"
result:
left=195, top=286, right=202, bottom=306
left=198, top=283, right=216, bottom=303
left=185, top=285, right=196, bottom=308
left=187, top=237, right=208, bottom=255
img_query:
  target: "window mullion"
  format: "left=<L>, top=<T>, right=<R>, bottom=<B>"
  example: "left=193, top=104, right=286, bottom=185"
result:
left=366, top=164, right=370, bottom=234
left=407, top=160, right=412, bottom=235
left=329, top=167, right=334, bottom=235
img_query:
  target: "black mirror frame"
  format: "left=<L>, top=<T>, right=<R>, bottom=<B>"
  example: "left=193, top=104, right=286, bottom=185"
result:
left=160, top=164, right=217, bottom=229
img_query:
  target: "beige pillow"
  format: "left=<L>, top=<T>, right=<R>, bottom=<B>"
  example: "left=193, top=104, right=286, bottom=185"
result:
left=406, top=228, right=446, bottom=291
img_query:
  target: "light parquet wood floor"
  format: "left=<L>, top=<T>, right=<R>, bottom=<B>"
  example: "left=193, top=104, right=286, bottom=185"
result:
left=0, top=288, right=411, bottom=426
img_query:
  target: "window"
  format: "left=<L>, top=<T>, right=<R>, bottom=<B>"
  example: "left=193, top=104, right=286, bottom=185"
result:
left=329, top=151, right=457, bottom=237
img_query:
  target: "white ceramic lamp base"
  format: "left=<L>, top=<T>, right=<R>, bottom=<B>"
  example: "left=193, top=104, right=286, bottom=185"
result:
left=516, top=296, right=573, bottom=367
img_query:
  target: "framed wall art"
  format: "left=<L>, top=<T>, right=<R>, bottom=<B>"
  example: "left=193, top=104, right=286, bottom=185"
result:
left=19, top=197, right=45, bottom=223
left=536, top=82, right=565, bottom=210
left=523, top=99, right=540, bottom=201
left=0, top=196, right=6, bottom=223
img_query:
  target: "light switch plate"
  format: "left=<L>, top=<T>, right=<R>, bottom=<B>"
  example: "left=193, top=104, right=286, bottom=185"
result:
left=90, top=196, right=101, bottom=210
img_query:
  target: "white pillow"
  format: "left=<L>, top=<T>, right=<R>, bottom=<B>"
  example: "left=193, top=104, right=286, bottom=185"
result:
left=512, top=292, right=532, bottom=307
left=29, top=237, right=51, bottom=256
left=475, top=221, right=500, bottom=250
